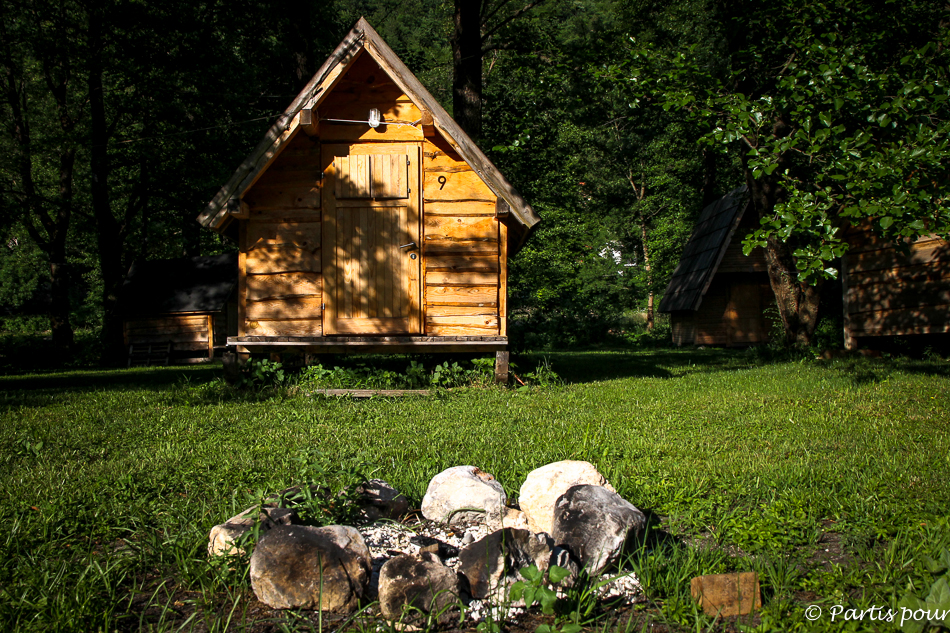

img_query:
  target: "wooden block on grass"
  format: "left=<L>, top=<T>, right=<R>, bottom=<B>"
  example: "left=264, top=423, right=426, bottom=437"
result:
left=690, top=572, right=761, bottom=617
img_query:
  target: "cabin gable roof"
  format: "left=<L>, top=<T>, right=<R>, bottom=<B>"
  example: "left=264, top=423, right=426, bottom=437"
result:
left=119, top=253, right=238, bottom=316
left=197, top=18, right=539, bottom=235
left=659, top=185, right=751, bottom=313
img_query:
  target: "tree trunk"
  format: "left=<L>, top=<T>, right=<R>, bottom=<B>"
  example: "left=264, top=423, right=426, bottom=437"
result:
left=701, top=148, right=718, bottom=208
left=745, top=169, right=822, bottom=346
left=452, top=0, right=483, bottom=138
left=639, top=220, right=654, bottom=331
left=764, top=236, right=822, bottom=346
left=88, top=9, right=125, bottom=365
left=49, top=149, right=76, bottom=351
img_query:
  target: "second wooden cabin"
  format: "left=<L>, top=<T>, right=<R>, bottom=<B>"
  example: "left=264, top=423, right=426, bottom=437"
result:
left=842, top=226, right=950, bottom=349
left=198, top=19, right=539, bottom=374
left=659, top=186, right=776, bottom=346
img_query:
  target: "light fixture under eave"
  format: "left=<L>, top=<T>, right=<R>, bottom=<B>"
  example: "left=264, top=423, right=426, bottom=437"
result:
left=368, top=108, right=381, bottom=128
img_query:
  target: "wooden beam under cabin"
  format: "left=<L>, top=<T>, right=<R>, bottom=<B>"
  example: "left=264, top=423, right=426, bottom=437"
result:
left=229, top=335, right=507, bottom=344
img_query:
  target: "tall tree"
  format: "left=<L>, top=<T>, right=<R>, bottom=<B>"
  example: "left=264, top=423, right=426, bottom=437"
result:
left=0, top=0, right=84, bottom=353
left=625, top=0, right=950, bottom=345
left=451, top=0, right=547, bottom=138
left=480, top=0, right=713, bottom=345
left=82, top=0, right=346, bottom=363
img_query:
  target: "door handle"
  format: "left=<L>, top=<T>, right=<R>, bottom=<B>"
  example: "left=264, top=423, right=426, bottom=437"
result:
left=399, top=242, right=417, bottom=249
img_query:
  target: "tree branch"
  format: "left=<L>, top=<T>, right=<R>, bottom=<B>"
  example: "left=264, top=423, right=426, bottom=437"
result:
left=481, top=0, right=547, bottom=41
left=481, top=0, right=520, bottom=28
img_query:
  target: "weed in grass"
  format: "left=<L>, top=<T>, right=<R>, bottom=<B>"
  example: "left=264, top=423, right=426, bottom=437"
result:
left=278, top=448, right=369, bottom=527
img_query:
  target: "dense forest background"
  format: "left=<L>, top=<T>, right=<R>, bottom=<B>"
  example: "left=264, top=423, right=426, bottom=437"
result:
left=2, top=0, right=948, bottom=363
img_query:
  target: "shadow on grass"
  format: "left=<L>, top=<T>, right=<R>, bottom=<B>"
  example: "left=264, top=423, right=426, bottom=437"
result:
left=515, top=349, right=745, bottom=384
left=0, top=364, right=222, bottom=393
left=820, top=356, right=950, bottom=386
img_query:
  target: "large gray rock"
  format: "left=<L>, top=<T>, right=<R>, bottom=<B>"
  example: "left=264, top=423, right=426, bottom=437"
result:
left=250, top=525, right=371, bottom=611
left=358, top=479, right=410, bottom=522
left=551, top=485, right=646, bottom=575
left=519, top=460, right=615, bottom=535
left=378, top=552, right=459, bottom=623
left=208, top=505, right=299, bottom=557
left=458, top=528, right=575, bottom=600
left=421, top=466, right=506, bottom=526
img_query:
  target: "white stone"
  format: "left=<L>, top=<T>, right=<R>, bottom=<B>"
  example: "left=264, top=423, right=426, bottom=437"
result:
left=421, top=466, right=507, bottom=525
left=208, top=522, right=250, bottom=557
left=518, top=460, right=615, bottom=535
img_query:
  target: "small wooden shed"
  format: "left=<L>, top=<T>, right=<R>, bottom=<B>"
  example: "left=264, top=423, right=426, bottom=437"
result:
left=659, top=186, right=776, bottom=346
left=842, top=227, right=950, bottom=349
left=120, top=254, right=238, bottom=364
left=197, top=18, right=538, bottom=371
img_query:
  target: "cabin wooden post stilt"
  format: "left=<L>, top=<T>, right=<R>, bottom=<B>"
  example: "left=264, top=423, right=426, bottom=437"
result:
left=494, top=351, right=510, bottom=384
left=197, top=18, right=538, bottom=362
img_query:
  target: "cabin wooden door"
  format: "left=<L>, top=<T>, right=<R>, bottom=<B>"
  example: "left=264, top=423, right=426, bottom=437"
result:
left=321, top=143, right=421, bottom=335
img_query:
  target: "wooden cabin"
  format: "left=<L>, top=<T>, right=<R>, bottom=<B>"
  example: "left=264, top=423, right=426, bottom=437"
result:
left=197, top=19, right=539, bottom=377
left=659, top=186, right=777, bottom=346
left=119, top=254, right=238, bottom=365
left=842, top=227, right=950, bottom=349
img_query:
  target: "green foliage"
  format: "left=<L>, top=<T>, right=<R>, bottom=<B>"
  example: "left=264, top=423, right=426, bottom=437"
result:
left=481, top=1, right=719, bottom=350
left=899, top=547, right=950, bottom=632
left=510, top=564, right=562, bottom=616
left=234, top=358, right=286, bottom=390
left=624, top=0, right=950, bottom=283
left=276, top=449, right=367, bottom=528
left=518, top=358, right=564, bottom=389
left=0, top=239, right=45, bottom=311
left=298, top=357, right=496, bottom=390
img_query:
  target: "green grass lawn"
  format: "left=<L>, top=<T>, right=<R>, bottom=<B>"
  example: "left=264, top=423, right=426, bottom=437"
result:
left=1, top=349, right=949, bottom=631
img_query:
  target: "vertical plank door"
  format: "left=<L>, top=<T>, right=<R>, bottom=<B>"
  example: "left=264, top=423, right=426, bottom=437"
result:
left=322, top=143, right=421, bottom=334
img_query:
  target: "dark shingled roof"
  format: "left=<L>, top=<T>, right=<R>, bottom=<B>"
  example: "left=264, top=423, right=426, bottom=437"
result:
left=119, top=253, right=237, bottom=316
left=659, top=186, right=751, bottom=313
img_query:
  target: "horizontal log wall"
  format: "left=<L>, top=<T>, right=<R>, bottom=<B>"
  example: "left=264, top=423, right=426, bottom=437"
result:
left=671, top=312, right=696, bottom=346
left=242, top=132, right=324, bottom=337
left=845, top=231, right=950, bottom=337
left=236, top=52, right=504, bottom=341
left=693, top=275, right=774, bottom=346
left=319, top=53, right=423, bottom=144
left=124, top=314, right=214, bottom=354
left=422, top=140, right=502, bottom=337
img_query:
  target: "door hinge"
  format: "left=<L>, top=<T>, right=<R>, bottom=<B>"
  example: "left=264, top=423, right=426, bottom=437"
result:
left=321, top=303, right=326, bottom=310
left=406, top=157, right=410, bottom=166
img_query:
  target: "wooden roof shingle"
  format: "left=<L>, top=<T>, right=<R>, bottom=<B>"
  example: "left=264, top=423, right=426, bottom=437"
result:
left=658, top=186, right=751, bottom=313
left=119, top=253, right=237, bottom=316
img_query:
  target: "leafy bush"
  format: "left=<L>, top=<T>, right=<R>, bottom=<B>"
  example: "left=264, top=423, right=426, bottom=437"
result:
left=233, top=358, right=285, bottom=390
left=298, top=357, right=497, bottom=390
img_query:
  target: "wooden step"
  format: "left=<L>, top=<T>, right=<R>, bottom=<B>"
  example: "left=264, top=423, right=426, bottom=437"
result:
left=310, top=388, right=431, bottom=398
